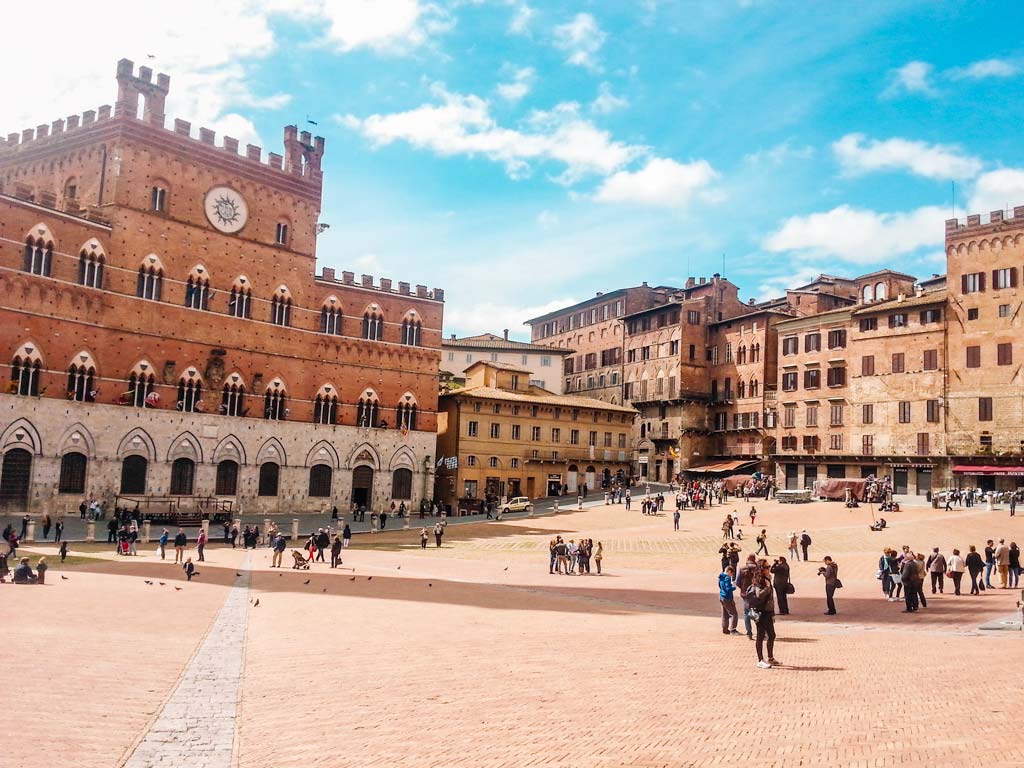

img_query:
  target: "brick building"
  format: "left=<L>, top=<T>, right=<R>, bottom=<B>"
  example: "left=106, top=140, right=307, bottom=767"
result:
left=0, top=59, right=443, bottom=515
left=435, top=361, right=634, bottom=505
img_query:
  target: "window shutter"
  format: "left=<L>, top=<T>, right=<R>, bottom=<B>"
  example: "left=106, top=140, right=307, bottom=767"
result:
left=979, top=271, right=986, bottom=291
left=1012, top=267, right=1019, bottom=288
left=993, top=269, right=998, bottom=287
left=961, top=274, right=968, bottom=293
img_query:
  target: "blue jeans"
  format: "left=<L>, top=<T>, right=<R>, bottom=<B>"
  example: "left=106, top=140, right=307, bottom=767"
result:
left=741, top=601, right=753, bottom=636
left=1010, top=566, right=1020, bottom=588
left=984, top=561, right=995, bottom=587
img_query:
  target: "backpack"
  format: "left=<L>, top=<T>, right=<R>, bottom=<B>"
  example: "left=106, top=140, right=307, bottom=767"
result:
left=802, top=534, right=812, bottom=546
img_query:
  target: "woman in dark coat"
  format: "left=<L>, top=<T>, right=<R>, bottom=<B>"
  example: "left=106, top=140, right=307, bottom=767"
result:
left=964, top=545, right=984, bottom=595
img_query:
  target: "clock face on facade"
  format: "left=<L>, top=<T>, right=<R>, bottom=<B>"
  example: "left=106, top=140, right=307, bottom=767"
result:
left=204, top=186, right=248, bottom=233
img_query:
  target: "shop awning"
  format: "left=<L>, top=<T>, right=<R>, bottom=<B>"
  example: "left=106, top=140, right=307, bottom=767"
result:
left=952, top=465, right=1024, bottom=476
left=685, top=459, right=757, bottom=474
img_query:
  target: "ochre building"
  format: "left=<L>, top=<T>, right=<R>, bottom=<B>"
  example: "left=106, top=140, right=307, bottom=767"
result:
left=0, top=59, right=443, bottom=515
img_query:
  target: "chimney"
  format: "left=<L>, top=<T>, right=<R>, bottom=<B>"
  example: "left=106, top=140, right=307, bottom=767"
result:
left=450, top=333, right=456, bottom=340
left=503, top=329, right=509, bottom=341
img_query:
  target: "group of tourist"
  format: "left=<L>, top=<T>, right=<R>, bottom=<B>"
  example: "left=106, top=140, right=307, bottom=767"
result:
left=548, top=535, right=603, bottom=575
left=0, top=553, right=48, bottom=584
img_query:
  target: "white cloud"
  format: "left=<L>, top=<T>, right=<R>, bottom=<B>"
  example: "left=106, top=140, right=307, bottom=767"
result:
left=317, top=0, right=452, bottom=53
left=339, top=84, right=645, bottom=182
left=883, top=60, right=937, bottom=98
left=949, top=58, right=1019, bottom=80
left=553, top=13, right=607, bottom=71
left=754, top=265, right=830, bottom=302
left=967, top=169, right=1024, bottom=215
left=496, top=67, right=535, bottom=103
left=590, top=82, right=629, bottom=114
left=444, top=298, right=577, bottom=339
left=537, top=210, right=559, bottom=229
left=833, top=133, right=982, bottom=180
left=742, top=140, right=814, bottom=167
left=762, top=204, right=947, bottom=263
left=507, top=2, right=535, bottom=34
left=594, top=158, right=717, bottom=208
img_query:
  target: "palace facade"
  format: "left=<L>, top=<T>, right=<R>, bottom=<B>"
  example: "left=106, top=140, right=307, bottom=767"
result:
left=0, top=59, right=444, bottom=515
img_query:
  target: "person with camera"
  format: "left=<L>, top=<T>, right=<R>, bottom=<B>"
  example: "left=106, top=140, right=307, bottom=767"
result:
left=818, top=555, right=840, bottom=615
left=748, top=562, right=779, bottom=668
left=735, top=554, right=758, bottom=639
left=771, top=555, right=792, bottom=615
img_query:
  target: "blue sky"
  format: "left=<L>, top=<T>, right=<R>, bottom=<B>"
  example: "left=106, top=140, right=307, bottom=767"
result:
left=6, top=0, right=1024, bottom=338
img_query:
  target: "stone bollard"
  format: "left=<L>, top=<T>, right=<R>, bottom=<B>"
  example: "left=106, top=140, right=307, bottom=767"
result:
left=577, top=496, right=583, bottom=510
left=26, top=519, right=36, bottom=542
left=142, top=521, right=152, bottom=544
left=86, top=521, right=96, bottom=542
left=604, top=492, right=609, bottom=505
left=554, top=500, right=559, bottom=514
left=291, top=518, right=299, bottom=542
left=528, top=503, right=535, bottom=517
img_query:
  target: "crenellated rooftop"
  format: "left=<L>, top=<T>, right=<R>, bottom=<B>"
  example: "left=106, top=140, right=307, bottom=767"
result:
left=946, top=205, right=1024, bottom=233
left=0, top=59, right=325, bottom=183
left=316, top=266, right=445, bottom=303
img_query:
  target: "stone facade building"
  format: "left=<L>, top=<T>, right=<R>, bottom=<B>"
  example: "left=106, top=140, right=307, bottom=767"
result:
left=0, top=59, right=443, bottom=515
left=440, top=331, right=570, bottom=393
left=435, top=361, right=634, bottom=506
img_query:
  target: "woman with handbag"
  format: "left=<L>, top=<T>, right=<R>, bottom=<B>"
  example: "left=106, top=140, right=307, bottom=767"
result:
left=965, top=545, right=984, bottom=595
left=771, top=556, right=792, bottom=615
left=947, top=548, right=966, bottom=595
left=749, top=564, right=779, bottom=669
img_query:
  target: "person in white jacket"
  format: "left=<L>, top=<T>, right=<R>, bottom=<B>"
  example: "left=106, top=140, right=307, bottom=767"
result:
left=947, top=549, right=966, bottom=596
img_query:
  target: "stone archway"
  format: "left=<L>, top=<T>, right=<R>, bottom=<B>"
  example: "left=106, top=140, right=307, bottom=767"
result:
left=0, top=448, right=33, bottom=512
left=351, top=465, right=374, bottom=508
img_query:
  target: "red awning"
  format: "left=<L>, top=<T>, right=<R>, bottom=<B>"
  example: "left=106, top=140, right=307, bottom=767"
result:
left=952, top=465, right=1024, bottom=476
left=685, top=459, right=757, bottom=474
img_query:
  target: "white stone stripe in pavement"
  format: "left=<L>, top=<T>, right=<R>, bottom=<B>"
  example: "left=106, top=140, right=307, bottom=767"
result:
left=122, top=556, right=251, bottom=768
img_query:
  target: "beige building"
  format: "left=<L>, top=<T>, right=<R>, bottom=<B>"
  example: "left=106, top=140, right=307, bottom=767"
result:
left=440, top=331, right=570, bottom=393
left=435, top=361, right=635, bottom=506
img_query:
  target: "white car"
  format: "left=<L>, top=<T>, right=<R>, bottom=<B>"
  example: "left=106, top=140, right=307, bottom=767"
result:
left=501, top=497, right=533, bottom=515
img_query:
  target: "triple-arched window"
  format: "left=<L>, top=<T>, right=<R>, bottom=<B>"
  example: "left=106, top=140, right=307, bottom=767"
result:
left=321, top=296, right=342, bottom=335
left=270, top=286, right=292, bottom=326
left=356, top=389, right=380, bottom=428
left=67, top=352, right=97, bottom=402
left=185, top=265, right=211, bottom=310
left=228, top=276, right=252, bottom=319
left=125, top=361, right=156, bottom=407
left=10, top=343, right=42, bottom=396
left=137, top=255, right=164, bottom=301
left=221, top=373, right=246, bottom=417
left=314, top=384, right=339, bottom=425
left=396, top=394, right=418, bottom=431
left=23, top=226, right=54, bottom=277
left=177, top=369, right=204, bottom=413
left=264, top=378, right=287, bottom=421
left=401, top=311, right=422, bottom=346
left=78, top=240, right=105, bottom=289
left=362, top=305, right=384, bottom=341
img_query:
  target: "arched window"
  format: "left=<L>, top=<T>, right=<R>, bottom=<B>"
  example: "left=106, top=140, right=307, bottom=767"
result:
left=215, top=460, right=239, bottom=496
left=314, top=384, right=338, bottom=425
left=120, top=455, right=148, bottom=494
left=737, top=379, right=746, bottom=399
left=488, top=456, right=500, bottom=468
left=308, top=465, right=333, bottom=497
left=750, top=378, right=759, bottom=398
left=875, top=282, right=887, bottom=300
left=124, top=361, right=156, bottom=407
left=356, top=389, right=380, bottom=428
left=466, top=455, right=477, bottom=467
left=401, top=311, right=422, bottom=346
left=270, top=286, right=291, bottom=326
left=396, top=393, right=418, bottom=431
left=751, top=343, right=760, bottom=363
left=137, top=255, right=164, bottom=301
left=737, top=345, right=747, bottom=365
left=78, top=240, right=105, bottom=289
left=67, top=352, right=97, bottom=403
left=58, top=452, right=88, bottom=494
left=177, top=368, right=204, bottom=413
left=391, top=468, right=413, bottom=500
left=862, top=284, right=874, bottom=303
left=10, top=343, right=42, bottom=396
left=220, top=373, right=246, bottom=417
left=150, top=184, right=168, bottom=212
left=264, top=378, right=287, bottom=421
left=169, top=457, right=195, bottom=495
left=362, top=304, right=384, bottom=341
left=228, top=276, right=252, bottom=319
left=258, top=462, right=280, bottom=496
left=185, top=265, right=210, bottom=310
left=23, top=225, right=54, bottom=277
left=320, top=296, right=342, bottom=335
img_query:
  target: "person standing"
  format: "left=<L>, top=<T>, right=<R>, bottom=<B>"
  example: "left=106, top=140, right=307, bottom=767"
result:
left=59, top=541, right=68, bottom=563
left=342, top=523, right=352, bottom=548
left=20, top=514, right=29, bottom=540
left=673, top=509, right=680, bottom=531
left=184, top=557, right=196, bottom=581
left=1010, top=494, right=1017, bottom=516
left=624, top=490, right=631, bottom=511
left=983, top=540, right=996, bottom=589
left=41, top=514, right=52, bottom=540
left=196, top=528, right=207, bottom=562
left=771, top=556, right=791, bottom=615
left=594, top=541, right=603, bottom=575
left=158, top=528, right=169, bottom=560
left=1008, top=541, right=1020, bottom=588
left=900, top=554, right=920, bottom=611
left=736, top=555, right=757, bottom=639
left=947, top=548, right=965, bottom=595
left=420, top=527, right=429, bottom=549
left=750, top=565, right=778, bottom=669
left=994, top=538, right=1010, bottom=588
left=965, top=545, right=984, bottom=595
left=914, top=553, right=929, bottom=608
left=316, top=529, right=330, bottom=562
left=79, top=500, right=87, bottom=520
left=926, top=547, right=947, bottom=594
left=330, top=535, right=343, bottom=568
left=173, top=528, right=187, bottom=564
left=800, top=530, right=811, bottom=561
left=54, top=519, right=64, bottom=544
left=788, top=532, right=800, bottom=561
left=719, top=565, right=739, bottom=635
left=749, top=506, right=757, bottom=526
left=433, top=521, right=444, bottom=548
left=271, top=533, right=286, bottom=567
left=820, top=555, right=839, bottom=615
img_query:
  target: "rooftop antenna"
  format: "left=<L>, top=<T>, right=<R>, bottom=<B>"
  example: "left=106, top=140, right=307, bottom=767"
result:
left=951, top=181, right=955, bottom=220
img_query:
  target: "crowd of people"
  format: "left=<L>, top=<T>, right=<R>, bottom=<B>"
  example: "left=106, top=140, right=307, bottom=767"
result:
left=548, top=536, right=603, bottom=575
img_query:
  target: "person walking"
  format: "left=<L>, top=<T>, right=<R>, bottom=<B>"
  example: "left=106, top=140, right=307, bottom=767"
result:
left=330, top=535, right=343, bottom=568
left=736, top=555, right=757, bottom=639
left=158, top=528, right=169, bottom=560
left=594, top=541, right=603, bottom=574
left=173, top=528, right=187, bottom=564
left=316, top=529, right=330, bottom=562
left=900, top=554, right=921, bottom=611
left=59, top=541, right=68, bottom=563
left=820, top=555, right=839, bottom=615
left=420, top=527, right=429, bottom=549
left=914, top=553, right=929, bottom=608
left=271, top=533, right=286, bottom=567
left=771, top=556, right=791, bottom=615
left=41, top=514, right=52, bottom=541
left=947, top=548, right=965, bottom=595
left=926, top=547, right=947, bottom=594
left=1009, top=542, right=1020, bottom=588
left=983, top=540, right=996, bottom=589
left=800, top=530, right=811, bottom=561
left=673, top=509, right=680, bottom=531
left=433, top=521, right=444, bottom=548
left=756, top=529, right=769, bottom=556
left=750, top=565, right=779, bottom=669
left=965, top=545, right=984, bottom=595
left=342, top=523, right=352, bottom=548
left=788, top=532, right=800, bottom=562
left=994, top=538, right=1010, bottom=588
left=54, top=519, right=64, bottom=544
left=748, top=506, right=757, bottom=526
left=184, top=557, right=196, bottom=581
left=719, top=565, right=739, bottom=634
left=196, top=529, right=207, bottom=562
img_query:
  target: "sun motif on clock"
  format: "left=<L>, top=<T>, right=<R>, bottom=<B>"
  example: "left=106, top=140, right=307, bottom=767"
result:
left=204, top=186, right=249, bottom=233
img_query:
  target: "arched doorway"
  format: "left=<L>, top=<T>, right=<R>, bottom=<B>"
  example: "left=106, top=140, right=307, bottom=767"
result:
left=0, top=448, right=32, bottom=511
left=585, top=465, right=596, bottom=493
left=566, top=464, right=579, bottom=494
left=352, top=465, right=374, bottom=508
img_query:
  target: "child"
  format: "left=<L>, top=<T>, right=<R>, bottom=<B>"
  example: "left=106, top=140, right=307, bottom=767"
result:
left=36, top=556, right=48, bottom=585
left=59, top=541, right=68, bottom=563
left=184, top=557, right=196, bottom=581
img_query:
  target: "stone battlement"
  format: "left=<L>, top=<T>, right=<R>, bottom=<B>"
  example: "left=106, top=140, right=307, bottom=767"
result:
left=0, top=59, right=325, bottom=183
left=317, top=267, right=445, bottom=303
left=945, top=205, right=1024, bottom=233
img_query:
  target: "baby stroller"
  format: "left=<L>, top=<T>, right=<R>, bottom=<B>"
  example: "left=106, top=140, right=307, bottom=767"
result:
left=119, top=539, right=130, bottom=556
left=291, top=550, right=310, bottom=570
